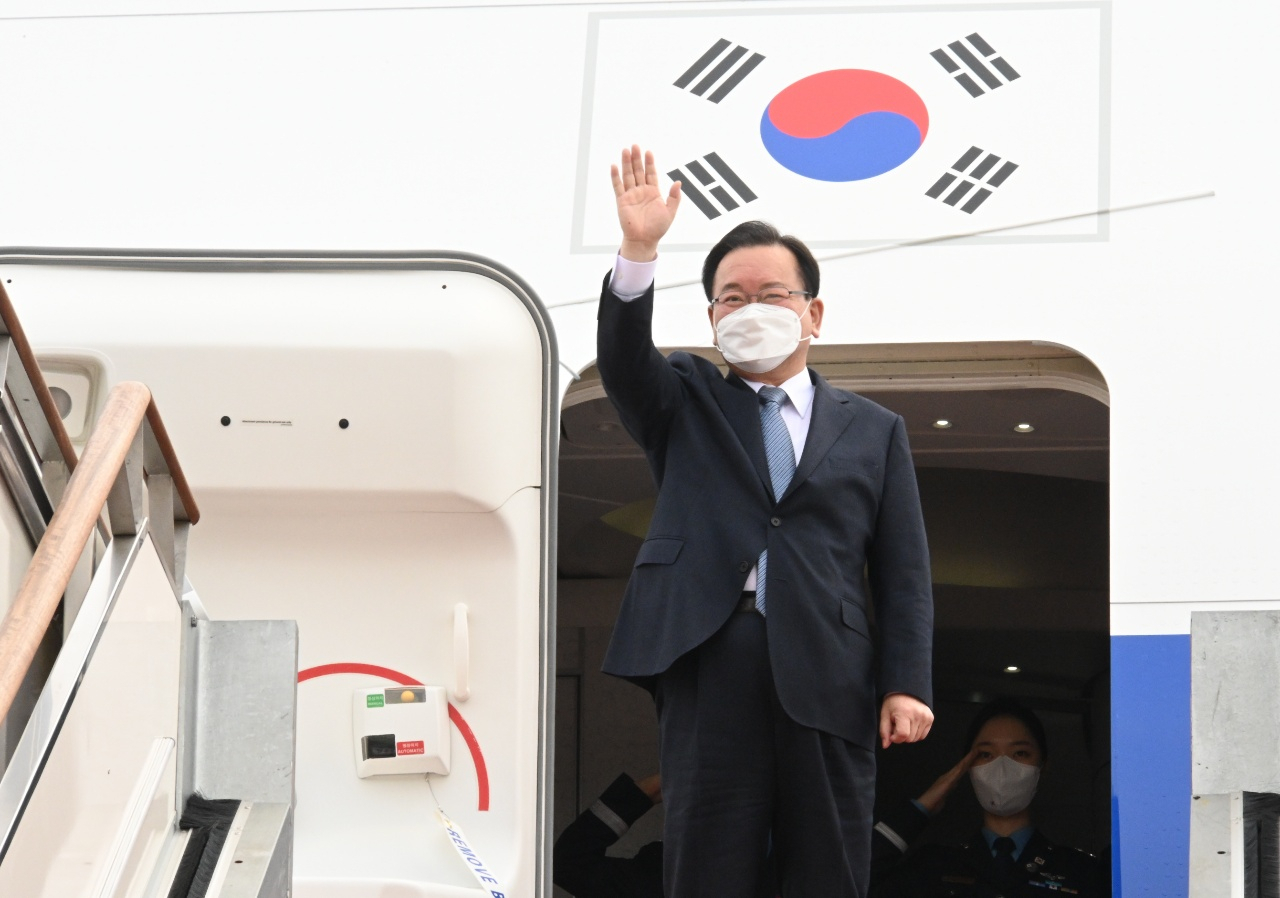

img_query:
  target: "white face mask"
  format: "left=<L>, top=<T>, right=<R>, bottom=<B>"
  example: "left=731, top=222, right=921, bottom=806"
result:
left=714, top=301, right=813, bottom=374
left=970, top=755, right=1040, bottom=817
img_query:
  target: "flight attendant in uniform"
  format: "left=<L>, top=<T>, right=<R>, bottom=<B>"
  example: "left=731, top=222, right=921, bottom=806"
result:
left=871, top=699, right=1110, bottom=897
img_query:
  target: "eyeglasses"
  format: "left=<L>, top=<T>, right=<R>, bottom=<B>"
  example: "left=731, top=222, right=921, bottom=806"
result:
left=710, top=289, right=812, bottom=308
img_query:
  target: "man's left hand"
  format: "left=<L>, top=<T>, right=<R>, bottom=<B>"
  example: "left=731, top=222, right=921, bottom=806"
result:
left=879, top=693, right=934, bottom=748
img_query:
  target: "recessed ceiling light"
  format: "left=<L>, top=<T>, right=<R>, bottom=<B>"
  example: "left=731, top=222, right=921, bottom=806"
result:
left=932, top=419, right=952, bottom=429
left=1013, top=423, right=1035, bottom=433
left=1004, top=665, right=1021, bottom=674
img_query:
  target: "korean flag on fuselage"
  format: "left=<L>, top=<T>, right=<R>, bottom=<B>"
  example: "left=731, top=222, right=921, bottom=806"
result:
left=574, top=3, right=1108, bottom=252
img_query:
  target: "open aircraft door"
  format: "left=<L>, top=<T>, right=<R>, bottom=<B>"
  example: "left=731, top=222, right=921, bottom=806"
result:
left=2, top=250, right=558, bottom=898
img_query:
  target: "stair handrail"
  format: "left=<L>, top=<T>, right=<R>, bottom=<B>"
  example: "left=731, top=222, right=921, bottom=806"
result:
left=0, top=282, right=78, bottom=473
left=0, top=380, right=199, bottom=728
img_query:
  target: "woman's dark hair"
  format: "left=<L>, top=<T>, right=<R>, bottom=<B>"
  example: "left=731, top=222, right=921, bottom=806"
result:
left=965, top=698, right=1049, bottom=762
left=701, top=220, right=820, bottom=300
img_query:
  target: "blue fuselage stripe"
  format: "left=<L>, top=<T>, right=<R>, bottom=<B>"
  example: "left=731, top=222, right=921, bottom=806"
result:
left=1111, top=634, right=1191, bottom=898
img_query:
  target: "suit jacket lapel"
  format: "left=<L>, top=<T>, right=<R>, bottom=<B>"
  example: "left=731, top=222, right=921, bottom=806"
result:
left=715, top=371, right=773, bottom=497
left=785, top=373, right=855, bottom=499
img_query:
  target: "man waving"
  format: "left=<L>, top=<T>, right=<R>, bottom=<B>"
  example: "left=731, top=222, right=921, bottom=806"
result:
left=597, top=146, right=935, bottom=897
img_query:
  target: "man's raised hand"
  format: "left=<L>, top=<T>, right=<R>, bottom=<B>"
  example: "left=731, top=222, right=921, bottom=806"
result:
left=612, top=145, right=681, bottom=262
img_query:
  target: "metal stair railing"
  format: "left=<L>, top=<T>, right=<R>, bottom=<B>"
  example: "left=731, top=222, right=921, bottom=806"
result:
left=0, top=281, right=82, bottom=770
left=0, top=281, right=296, bottom=898
left=0, top=376, right=199, bottom=861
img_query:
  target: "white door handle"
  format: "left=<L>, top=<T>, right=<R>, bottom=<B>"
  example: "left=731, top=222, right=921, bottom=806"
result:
left=453, top=602, right=471, bottom=702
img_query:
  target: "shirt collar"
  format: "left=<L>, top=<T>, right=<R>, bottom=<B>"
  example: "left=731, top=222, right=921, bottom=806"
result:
left=742, top=370, right=815, bottom=420
left=980, top=825, right=1035, bottom=859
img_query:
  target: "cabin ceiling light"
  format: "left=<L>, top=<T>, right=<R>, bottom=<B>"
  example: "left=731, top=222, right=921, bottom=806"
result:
left=932, top=419, right=952, bottom=429
left=1004, top=665, right=1021, bottom=673
left=1013, top=423, right=1035, bottom=433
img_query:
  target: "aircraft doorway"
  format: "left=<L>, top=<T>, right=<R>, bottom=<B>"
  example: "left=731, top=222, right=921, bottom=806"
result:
left=554, top=340, right=1110, bottom=895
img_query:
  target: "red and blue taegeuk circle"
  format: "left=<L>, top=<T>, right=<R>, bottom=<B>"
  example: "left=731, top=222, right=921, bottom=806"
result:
left=761, top=69, right=929, bottom=182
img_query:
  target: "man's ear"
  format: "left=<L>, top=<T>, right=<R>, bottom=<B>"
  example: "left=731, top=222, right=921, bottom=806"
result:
left=808, top=297, right=825, bottom=339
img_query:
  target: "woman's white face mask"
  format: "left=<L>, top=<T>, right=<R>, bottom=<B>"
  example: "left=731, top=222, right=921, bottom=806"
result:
left=714, top=300, right=813, bottom=374
left=969, top=754, right=1040, bottom=817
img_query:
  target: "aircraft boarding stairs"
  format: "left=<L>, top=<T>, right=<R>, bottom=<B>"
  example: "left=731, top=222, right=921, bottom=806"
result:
left=0, top=285, right=298, bottom=897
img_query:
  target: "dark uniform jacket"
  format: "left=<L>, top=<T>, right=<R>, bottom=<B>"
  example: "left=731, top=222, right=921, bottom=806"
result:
left=871, top=800, right=1110, bottom=897
left=596, top=277, right=933, bottom=746
left=552, top=774, right=662, bottom=898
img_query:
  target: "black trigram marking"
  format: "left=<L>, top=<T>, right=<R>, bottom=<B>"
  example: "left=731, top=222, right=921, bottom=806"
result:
left=674, top=38, right=765, bottom=103
left=925, top=146, right=1018, bottom=213
left=668, top=153, right=757, bottom=220
left=931, top=33, right=1020, bottom=97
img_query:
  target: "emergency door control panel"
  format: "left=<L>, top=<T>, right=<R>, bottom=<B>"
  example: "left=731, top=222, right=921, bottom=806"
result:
left=353, top=685, right=451, bottom=778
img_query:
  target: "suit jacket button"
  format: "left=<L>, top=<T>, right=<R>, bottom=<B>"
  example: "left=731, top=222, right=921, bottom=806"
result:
left=739, top=561, right=750, bottom=572
left=770, top=517, right=781, bottom=527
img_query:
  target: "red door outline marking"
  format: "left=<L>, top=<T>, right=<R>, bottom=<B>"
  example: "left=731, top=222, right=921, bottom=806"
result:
left=298, top=662, right=490, bottom=811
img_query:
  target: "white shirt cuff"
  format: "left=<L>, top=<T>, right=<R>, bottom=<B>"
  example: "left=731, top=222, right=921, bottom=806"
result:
left=608, top=254, right=657, bottom=302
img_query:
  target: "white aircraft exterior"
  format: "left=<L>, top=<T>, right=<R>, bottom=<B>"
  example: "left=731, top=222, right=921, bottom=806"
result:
left=0, top=1, right=1275, bottom=896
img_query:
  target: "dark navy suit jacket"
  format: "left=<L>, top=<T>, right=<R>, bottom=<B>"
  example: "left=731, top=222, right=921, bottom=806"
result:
left=597, top=276, right=933, bottom=748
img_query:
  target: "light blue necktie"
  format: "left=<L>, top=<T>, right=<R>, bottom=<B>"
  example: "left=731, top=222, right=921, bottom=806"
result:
left=756, top=385, right=796, bottom=615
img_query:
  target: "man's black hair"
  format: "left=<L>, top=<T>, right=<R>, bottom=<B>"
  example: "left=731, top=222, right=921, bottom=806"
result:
left=701, top=220, right=820, bottom=300
left=965, top=697, right=1050, bottom=762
